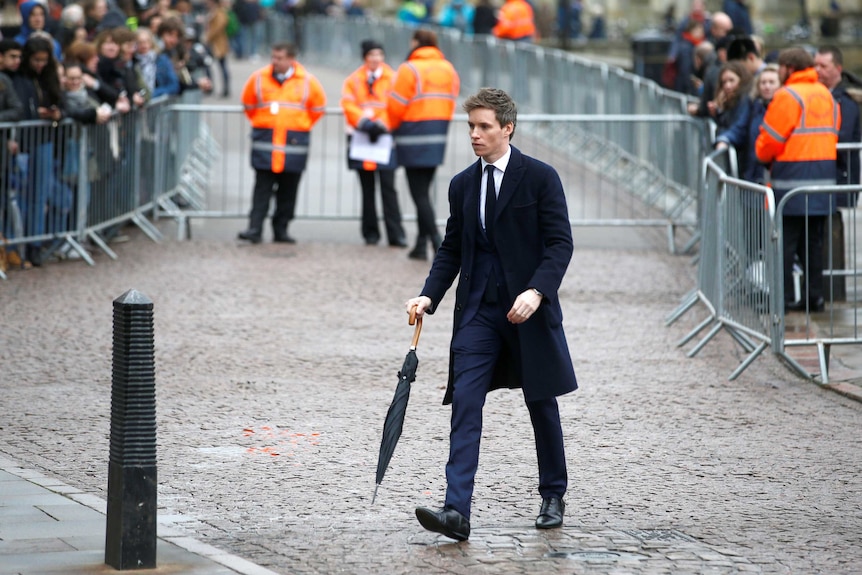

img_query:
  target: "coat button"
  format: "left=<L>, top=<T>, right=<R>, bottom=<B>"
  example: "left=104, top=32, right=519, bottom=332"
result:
left=464, top=274, right=470, bottom=280
left=455, top=304, right=462, bottom=311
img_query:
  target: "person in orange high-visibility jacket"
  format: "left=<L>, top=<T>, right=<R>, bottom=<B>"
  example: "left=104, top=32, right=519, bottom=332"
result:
left=388, top=28, right=460, bottom=260
left=492, top=0, right=536, bottom=42
left=755, top=47, right=841, bottom=312
left=341, top=39, right=407, bottom=248
left=238, top=42, right=326, bottom=244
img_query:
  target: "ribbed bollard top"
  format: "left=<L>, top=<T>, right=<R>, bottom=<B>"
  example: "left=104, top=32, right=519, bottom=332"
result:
left=110, top=289, right=157, bottom=466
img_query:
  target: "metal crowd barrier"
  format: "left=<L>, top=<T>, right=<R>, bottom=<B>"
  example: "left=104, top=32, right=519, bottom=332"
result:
left=668, top=143, right=862, bottom=383
left=152, top=105, right=706, bottom=249
left=0, top=93, right=201, bottom=278
left=294, top=15, right=691, bottom=116
left=256, top=14, right=704, bottom=225
left=774, top=180, right=862, bottom=383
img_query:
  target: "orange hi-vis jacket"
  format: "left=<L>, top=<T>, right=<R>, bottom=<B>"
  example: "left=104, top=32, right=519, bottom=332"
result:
left=387, top=46, right=460, bottom=168
left=492, top=0, right=536, bottom=41
left=242, top=62, right=326, bottom=174
left=755, top=68, right=840, bottom=216
left=341, top=62, right=397, bottom=171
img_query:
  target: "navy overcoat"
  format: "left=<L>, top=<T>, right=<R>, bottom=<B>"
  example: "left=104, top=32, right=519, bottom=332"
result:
left=420, top=146, right=578, bottom=405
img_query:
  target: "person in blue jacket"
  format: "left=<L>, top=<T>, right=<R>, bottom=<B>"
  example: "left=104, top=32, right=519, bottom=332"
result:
left=15, top=1, right=63, bottom=61
left=437, top=0, right=475, bottom=34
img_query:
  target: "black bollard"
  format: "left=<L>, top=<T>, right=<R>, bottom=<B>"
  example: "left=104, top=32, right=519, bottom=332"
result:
left=105, top=289, right=157, bottom=570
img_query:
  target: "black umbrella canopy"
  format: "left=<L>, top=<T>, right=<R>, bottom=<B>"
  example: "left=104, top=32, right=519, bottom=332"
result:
left=372, top=308, right=423, bottom=503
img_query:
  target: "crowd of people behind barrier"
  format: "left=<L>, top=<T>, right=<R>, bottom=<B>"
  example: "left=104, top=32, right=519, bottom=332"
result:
left=0, top=0, right=604, bottom=275
left=0, top=0, right=232, bottom=271
left=664, top=0, right=861, bottom=312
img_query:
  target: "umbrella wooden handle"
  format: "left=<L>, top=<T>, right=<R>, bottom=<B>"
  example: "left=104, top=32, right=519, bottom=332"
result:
left=409, top=305, right=422, bottom=349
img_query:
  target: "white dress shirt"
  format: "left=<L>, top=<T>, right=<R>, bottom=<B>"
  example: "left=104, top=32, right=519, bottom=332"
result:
left=480, top=146, right=511, bottom=231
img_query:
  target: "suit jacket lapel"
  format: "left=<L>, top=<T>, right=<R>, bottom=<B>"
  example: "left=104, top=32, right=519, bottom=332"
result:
left=463, top=159, right=482, bottom=243
left=496, top=146, right=524, bottom=218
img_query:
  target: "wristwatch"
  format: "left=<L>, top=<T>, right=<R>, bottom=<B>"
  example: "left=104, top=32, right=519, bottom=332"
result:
left=531, top=288, right=542, bottom=297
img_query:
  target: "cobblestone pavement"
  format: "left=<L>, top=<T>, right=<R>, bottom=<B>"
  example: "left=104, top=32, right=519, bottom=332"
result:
left=1, top=219, right=861, bottom=574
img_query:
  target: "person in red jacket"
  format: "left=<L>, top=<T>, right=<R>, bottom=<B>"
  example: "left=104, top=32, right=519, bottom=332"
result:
left=755, top=47, right=840, bottom=312
left=492, top=0, right=536, bottom=42
left=341, top=40, right=407, bottom=247
left=238, top=43, right=326, bottom=244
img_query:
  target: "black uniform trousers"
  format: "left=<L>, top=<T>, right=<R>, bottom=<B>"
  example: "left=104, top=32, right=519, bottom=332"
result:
left=248, top=169, right=302, bottom=238
left=405, top=167, right=438, bottom=243
left=357, top=168, right=405, bottom=244
left=783, top=215, right=826, bottom=303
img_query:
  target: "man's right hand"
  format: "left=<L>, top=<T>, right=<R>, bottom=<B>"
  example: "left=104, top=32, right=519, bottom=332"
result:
left=405, top=296, right=433, bottom=317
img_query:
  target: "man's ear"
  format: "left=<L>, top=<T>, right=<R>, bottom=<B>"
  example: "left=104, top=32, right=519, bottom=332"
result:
left=504, top=122, right=514, bottom=138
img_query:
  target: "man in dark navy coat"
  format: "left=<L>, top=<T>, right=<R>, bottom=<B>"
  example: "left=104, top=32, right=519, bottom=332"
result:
left=405, top=88, right=578, bottom=541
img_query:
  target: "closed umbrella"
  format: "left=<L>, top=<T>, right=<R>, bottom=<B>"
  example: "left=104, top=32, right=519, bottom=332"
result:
left=372, top=307, right=423, bottom=503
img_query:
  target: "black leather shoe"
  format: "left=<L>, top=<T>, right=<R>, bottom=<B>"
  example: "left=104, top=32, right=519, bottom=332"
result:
left=415, top=506, right=470, bottom=541
left=27, top=245, right=43, bottom=267
left=273, top=235, right=296, bottom=244
left=408, top=246, right=428, bottom=260
left=389, top=238, right=408, bottom=248
left=535, top=497, right=565, bottom=529
left=238, top=229, right=262, bottom=244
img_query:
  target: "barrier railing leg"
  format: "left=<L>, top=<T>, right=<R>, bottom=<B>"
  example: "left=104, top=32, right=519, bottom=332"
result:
left=105, top=289, right=157, bottom=570
left=131, top=213, right=164, bottom=243
left=728, top=341, right=768, bottom=381
left=677, top=315, right=712, bottom=348
left=667, top=223, right=676, bottom=254
left=818, top=342, right=831, bottom=385
left=666, top=290, right=699, bottom=326
left=726, top=326, right=756, bottom=354
left=681, top=230, right=700, bottom=255
left=65, top=235, right=95, bottom=266
left=778, top=351, right=814, bottom=380
left=87, top=230, right=118, bottom=260
left=686, top=321, right=723, bottom=358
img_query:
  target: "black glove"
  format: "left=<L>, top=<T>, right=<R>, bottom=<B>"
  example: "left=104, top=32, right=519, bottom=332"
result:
left=357, top=117, right=374, bottom=133
left=366, top=120, right=388, bottom=143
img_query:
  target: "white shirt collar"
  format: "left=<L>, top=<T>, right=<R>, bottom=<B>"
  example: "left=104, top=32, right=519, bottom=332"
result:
left=481, top=145, right=511, bottom=175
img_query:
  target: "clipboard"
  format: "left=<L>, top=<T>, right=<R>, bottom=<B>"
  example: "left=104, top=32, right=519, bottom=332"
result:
left=349, top=131, right=393, bottom=164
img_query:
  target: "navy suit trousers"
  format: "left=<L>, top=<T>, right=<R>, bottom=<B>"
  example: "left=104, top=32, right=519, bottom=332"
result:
left=444, top=297, right=568, bottom=519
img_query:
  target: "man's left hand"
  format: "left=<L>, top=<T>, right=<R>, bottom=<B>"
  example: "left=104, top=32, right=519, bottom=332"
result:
left=507, top=289, right=542, bottom=324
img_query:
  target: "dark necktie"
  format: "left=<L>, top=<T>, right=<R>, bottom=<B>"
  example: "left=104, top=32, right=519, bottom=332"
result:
left=367, top=73, right=375, bottom=95
left=484, top=164, right=496, bottom=243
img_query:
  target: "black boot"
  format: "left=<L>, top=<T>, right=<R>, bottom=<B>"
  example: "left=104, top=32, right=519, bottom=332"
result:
left=408, top=236, right=427, bottom=260
left=27, top=244, right=42, bottom=267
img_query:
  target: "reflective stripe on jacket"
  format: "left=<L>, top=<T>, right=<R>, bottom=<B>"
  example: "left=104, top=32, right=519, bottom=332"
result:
left=755, top=68, right=840, bottom=215
left=341, top=62, right=397, bottom=171
left=387, top=46, right=460, bottom=168
left=241, top=62, right=326, bottom=173
left=492, top=0, right=536, bottom=41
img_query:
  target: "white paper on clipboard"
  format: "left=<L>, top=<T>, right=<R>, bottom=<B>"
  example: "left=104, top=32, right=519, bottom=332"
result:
left=349, top=131, right=393, bottom=164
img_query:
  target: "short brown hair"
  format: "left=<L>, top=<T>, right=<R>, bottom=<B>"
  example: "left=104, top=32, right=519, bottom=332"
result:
left=156, top=16, right=185, bottom=39
left=817, top=44, right=844, bottom=67
left=412, top=29, right=438, bottom=48
left=463, top=88, right=518, bottom=141
left=271, top=42, right=297, bottom=57
left=778, top=47, right=814, bottom=73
